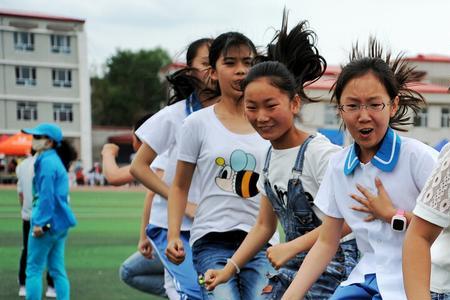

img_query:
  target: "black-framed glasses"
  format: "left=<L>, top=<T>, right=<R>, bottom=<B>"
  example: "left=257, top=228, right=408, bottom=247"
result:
left=338, top=103, right=389, bottom=113
left=33, top=135, right=47, bottom=140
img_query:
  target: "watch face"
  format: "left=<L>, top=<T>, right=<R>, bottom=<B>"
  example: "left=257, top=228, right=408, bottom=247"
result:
left=392, top=218, right=405, bottom=231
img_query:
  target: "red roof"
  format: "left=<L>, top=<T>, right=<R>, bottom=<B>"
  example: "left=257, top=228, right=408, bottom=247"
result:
left=159, top=62, right=186, bottom=74
left=108, top=134, right=133, bottom=144
left=306, top=77, right=449, bottom=94
left=406, top=82, right=450, bottom=94
left=407, top=54, right=450, bottom=64
left=0, top=8, right=84, bottom=23
left=323, top=65, right=341, bottom=76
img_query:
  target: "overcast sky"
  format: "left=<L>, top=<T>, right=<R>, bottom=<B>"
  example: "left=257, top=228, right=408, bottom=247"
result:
left=2, top=0, right=449, bottom=74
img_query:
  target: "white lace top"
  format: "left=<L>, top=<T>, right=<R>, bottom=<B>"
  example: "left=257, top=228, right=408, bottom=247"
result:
left=414, top=142, right=450, bottom=293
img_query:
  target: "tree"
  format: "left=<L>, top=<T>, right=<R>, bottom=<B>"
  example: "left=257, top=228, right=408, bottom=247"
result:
left=91, top=48, right=171, bottom=126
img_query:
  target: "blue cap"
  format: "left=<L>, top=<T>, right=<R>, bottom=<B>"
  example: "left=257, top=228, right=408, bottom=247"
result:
left=22, top=123, right=63, bottom=144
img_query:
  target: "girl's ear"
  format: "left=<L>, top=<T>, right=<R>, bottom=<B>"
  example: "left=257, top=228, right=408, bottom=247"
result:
left=390, top=95, right=400, bottom=117
left=291, top=94, right=301, bottom=114
left=209, top=68, right=218, bottom=81
left=46, top=139, right=55, bottom=148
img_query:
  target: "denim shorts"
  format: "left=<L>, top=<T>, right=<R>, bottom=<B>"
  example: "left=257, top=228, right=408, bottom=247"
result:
left=432, top=292, right=450, bottom=300
left=192, top=232, right=274, bottom=300
left=262, top=239, right=358, bottom=300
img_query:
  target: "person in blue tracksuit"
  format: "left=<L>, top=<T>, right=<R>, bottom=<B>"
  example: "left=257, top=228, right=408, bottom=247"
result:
left=22, top=123, right=77, bottom=300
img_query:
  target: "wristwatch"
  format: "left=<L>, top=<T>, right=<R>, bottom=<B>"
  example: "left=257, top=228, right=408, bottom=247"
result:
left=391, top=209, right=407, bottom=232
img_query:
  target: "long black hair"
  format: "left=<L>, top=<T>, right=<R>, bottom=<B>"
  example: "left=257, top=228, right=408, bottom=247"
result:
left=166, top=38, right=213, bottom=105
left=333, top=37, right=425, bottom=131
left=54, top=140, right=77, bottom=171
left=241, top=9, right=326, bottom=102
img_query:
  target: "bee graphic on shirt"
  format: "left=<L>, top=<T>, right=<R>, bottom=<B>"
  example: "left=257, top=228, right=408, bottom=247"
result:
left=215, top=150, right=260, bottom=198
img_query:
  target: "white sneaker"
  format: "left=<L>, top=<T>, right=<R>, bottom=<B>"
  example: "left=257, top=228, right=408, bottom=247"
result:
left=45, top=286, right=57, bottom=298
left=18, top=286, right=26, bottom=297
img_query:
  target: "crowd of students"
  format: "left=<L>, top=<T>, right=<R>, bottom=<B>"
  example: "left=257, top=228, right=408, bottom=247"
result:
left=110, top=11, right=449, bottom=300
left=18, top=9, right=450, bottom=300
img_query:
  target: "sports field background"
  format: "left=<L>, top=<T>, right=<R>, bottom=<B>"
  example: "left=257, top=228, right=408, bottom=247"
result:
left=0, top=187, right=165, bottom=300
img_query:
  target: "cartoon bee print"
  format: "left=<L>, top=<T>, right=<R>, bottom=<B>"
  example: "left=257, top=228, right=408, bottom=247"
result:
left=215, top=149, right=260, bottom=198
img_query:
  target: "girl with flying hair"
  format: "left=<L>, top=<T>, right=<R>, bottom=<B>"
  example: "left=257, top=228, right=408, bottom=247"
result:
left=204, top=12, right=358, bottom=299
left=282, top=39, right=438, bottom=300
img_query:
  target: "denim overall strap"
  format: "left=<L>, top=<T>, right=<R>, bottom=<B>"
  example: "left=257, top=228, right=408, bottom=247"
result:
left=291, top=135, right=315, bottom=178
left=262, top=145, right=272, bottom=179
left=185, top=92, right=202, bottom=116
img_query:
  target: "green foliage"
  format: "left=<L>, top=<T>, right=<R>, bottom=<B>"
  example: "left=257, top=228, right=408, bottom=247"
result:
left=91, top=48, right=171, bottom=126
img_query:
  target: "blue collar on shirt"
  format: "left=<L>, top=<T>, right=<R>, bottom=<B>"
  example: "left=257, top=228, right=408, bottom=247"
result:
left=344, top=127, right=401, bottom=175
left=185, top=92, right=202, bottom=116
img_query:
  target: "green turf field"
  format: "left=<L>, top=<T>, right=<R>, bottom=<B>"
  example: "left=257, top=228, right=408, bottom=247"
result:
left=0, top=188, right=165, bottom=300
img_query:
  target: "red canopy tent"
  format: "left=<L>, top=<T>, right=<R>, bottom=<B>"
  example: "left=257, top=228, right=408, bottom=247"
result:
left=0, top=134, right=9, bottom=143
left=0, top=133, right=32, bottom=156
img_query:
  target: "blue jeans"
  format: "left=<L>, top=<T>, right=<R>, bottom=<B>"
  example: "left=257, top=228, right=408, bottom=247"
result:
left=432, top=292, right=450, bottom=300
left=147, top=224, right=202, bottom=300
left=330, top=273, right=381, bottom=300
left=26, top=229, right=69, bottom=300
left=192, top=235, right=273, bottom=300
left=262, top=239, right=358, bottom=300
left=119, top=251, right=166, bottom=297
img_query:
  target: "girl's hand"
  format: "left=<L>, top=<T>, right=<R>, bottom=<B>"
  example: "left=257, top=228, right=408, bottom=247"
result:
left=138, top=238, right=154, bottom=259
left=204, top=267, right=233, bottom=291
left=101, top=143, right=119, bottom=157
left=266, top=243, right=295, bottom=270
left=32, top=226, right=44, bottom=237
left=351, top=177, right=396, bottom=223
left=165, top=238, right=185, bottom=265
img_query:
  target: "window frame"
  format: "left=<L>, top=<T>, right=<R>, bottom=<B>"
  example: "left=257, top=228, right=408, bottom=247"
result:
left=441, top=107, right=450, bottom=128
left=13, top=31, right=34, bottom=51
left=50, top=34, right=71, bottom=54
left=15, top=66, right=37, bottom=86
left=324, top=104, right=340, bottom=126
left=414, top=107, right=428, bottom=128
left=52, top=69, right=72, bottom=88
left=16, top=101, right=38, bottom=121
left=53, top=103, right=73, bottom=122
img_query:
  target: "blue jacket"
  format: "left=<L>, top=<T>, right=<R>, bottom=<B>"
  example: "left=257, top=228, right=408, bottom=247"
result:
left=32, top=149, right=77, bottom=231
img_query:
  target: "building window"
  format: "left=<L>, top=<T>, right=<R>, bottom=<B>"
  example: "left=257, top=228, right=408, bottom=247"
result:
left=324, top=104, right=340, bottom=125
left=17, top=102, right=38, bottom=121
left=52, top=69, right=72, bottom=88
left=442, top=108, right=450, bottom=128
left=53, top=103, right=73, bottom=122
left=13, top=32, right=34, bottom=51
left=50, top=35, right=71, bottom=53
left=15, top=66, right=36, bottom=86
left=414, top=108, right=428, bottom=127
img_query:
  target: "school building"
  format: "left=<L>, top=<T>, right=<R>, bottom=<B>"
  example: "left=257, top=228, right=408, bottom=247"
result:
left=0, top=9, right=92, bottom=169
left=303, top=55, right=450, bottom=148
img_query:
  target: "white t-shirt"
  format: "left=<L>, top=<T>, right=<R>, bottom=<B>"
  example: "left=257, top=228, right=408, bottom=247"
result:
left=414, top=142, right=450, bottom=293
left=315, top=132, right=438, bottom=300
left=257, top=133, right=341, bottom=220
left=16, top=155, right=35, bottom=221
left=178, top=105, right=279, bottom=246
left=151, top=152, right=167, bottom=171
left=135, top=100, right=200, bottom=231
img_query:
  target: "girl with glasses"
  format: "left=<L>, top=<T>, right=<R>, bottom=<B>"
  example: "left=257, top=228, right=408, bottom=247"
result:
left=282, top=40, right=438, bottom=300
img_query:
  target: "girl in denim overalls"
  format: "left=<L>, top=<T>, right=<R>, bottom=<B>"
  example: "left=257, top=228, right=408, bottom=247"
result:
left=204, top=14, right=358, bottom=299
